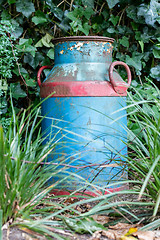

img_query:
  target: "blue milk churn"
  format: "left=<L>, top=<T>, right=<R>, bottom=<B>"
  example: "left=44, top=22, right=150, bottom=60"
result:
left=37, top=36, right=131, bottom=196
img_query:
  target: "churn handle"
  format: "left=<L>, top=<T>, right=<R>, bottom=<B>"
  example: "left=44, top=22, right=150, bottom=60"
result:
left=109, top=61, right=131, bottom=94
left=37, top=66, right=52, bottom=87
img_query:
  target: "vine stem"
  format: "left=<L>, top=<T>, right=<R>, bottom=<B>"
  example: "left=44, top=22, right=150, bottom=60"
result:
left=117, top=6, right=128, bottom=26
left=6, top=30, right=31, bottom=107
left=7, top=32, right=27, bottom=89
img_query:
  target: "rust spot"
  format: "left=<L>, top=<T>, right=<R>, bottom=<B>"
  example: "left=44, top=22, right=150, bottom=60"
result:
left=55, top=98, right=61, bottom=103
left=70, top=103, right=75, bottom=108
left=60, top=50, right=64, bottom=54
left=87, top=117, right=91, bottom=125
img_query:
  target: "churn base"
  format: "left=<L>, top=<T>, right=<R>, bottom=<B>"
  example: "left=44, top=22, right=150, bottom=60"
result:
left=50, top=185, right=129, bottom=198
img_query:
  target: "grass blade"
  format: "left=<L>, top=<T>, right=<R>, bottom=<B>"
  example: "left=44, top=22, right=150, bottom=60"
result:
left=138, top=156, right=160, bottom=200
left=0, top=210, right=2, bottom=240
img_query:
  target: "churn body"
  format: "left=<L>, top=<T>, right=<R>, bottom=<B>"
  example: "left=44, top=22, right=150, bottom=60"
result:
left=38, top=36, right=131, bottom=194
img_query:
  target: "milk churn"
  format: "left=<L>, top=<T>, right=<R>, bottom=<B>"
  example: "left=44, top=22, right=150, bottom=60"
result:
left=37, top=36, right=131, bottom=195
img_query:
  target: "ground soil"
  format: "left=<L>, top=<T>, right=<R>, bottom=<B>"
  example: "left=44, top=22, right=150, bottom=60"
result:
left=2, top=194, right=160, bottom=240
left=2, top=227, right=110, bottom=240
left=3, top=226, right=160, bottom=240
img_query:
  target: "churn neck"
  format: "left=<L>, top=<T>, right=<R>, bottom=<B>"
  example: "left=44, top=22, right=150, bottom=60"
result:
left=52, top=36, right=115, bottom=64
left=52, top=36, right=115, bottom=44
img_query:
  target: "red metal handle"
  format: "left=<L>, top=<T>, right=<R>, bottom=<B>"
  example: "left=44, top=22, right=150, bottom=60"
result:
left=109, top=61, right=131, bottom=94
left=37, top=66, right=52, bottom=87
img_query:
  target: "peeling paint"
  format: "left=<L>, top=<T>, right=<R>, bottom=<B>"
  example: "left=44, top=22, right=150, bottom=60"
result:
left=68, top=46, right=74, bottom=51
left=74, top=42, right=84, bottom=50
left=60, top=50, right=64, bottom=54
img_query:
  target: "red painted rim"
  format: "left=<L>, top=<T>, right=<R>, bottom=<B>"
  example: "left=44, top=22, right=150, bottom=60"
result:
left=40, top=81, right=127, bottom=97
left=50, top=186, right=128, bottom=197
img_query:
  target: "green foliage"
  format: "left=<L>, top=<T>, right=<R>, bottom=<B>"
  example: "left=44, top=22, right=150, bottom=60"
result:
left=0, top=20, right=18, bottom=79
left=0, top=210, right=2, bottom=240
left=16, top=0, right=35, bottom=18
left=0, top=100, right=71, bottom=228
left=67, top=6, right=94, bottom=35
left=126, top=80, right=160, bottom=217
left=0, top=20, right=18, bottom=129
left=0, top=0, right=159, bottom=118
left=64, top=217, right=106, bottom=234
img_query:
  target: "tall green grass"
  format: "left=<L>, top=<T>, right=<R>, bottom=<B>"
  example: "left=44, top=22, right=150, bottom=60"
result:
left=1, top=81, right=160, bottom=238
left=126, top=81, right=160, bottom=218
left=0, top=210, right=2, bottom=240
left=0, top=99, right=80, bottom=238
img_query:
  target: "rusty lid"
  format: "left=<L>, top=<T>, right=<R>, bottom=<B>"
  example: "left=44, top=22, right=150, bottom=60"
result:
left=52, top=36, right=115, bottom=44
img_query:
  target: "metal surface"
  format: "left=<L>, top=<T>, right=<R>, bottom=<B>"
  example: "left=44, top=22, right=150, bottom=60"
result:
left=37, top=65, right=52, bottom=87
left=41, top=96, right=127, bottom=191
left=109, top=61, right=132, bottom=94
left=40, top=81, right=127, bottom=97
left=52, top=36, right=115, bottom=44
left=38, top=36, right=131, bottom=194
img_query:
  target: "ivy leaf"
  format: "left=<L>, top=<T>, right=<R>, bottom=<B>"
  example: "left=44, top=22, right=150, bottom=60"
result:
left=8, top=0, right=16, bottom=4
left=64, top=217, right=106, bottom=234
left=106, top=0, right=119, bottom=9
left=102, top=10, right=109, bottom=19
left=138, top=40, right=144, bottom=53
left=12, top=26, right=23, bottom=39
left=82, top=0, right=94, bottom=8
left=18, top=38, right=37, bottom=57
left=107, top=27, right=115, bottom=33
left=47, top=48, right=54, bottom=59
left=138, top=1, right=160, bottom=27
left=150, top=66, right=160, bottom=81
left=67, top=7, right=84, bottom=20
left=67, top=12, right=77, bottom=21
left=131, top=22, right=138, bottom=31
left=24, top=52, right=44, bottom=69
left=126, top=6, right=139, bottom=23
left=109, top=14, right=119, bottom=26
left=50, top=4, right=63, bottom=21
left=119, top=36, right=129, bottom=48
left=26, top=78, right=36, bottom=87
left=32, top=16, right=47, bottom=25
left=69, top=19, right=82, bottom=32
left=16, top=0, right=35, bottom=18
left=35, top=33, right=54, bottom=48
left=83, top=7, right=94, bottom=20
left=13, top=67, right=28, bottom=77
left=59, top=16, right=71, bottom=32
left=10, top=83, right=27, bottom=100
left=153, top=49, right=160, bottom=59
left=126, top=54, right=143, bottom=74
left=0, top=97, right=7, bottom=114
left=78, top=22, right=91, bottom=35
